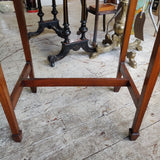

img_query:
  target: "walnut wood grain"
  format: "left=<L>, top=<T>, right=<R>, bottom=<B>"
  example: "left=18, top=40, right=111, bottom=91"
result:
left=21, top=78, right=129, bottom=87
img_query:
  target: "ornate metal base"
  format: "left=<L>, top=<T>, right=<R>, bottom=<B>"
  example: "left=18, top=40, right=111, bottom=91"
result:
left=48, top=39, right=96, bottom=67
left=93, top=0, right=143, bottom=68
left=28, top=20, right=63, bottom=39
left=99, top=34, right=142, bottom=68
left=127, top=51, right=137, bottom=68
left=12, top=130, right=22, bottom=142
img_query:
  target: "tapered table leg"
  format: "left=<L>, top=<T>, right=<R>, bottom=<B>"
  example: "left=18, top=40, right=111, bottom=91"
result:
left=0, top=64, right=22, bottom=142
left=114, top=0, right=138, bottom=92
left=129, top=26, right=160, bottom=140
left=13, top=0, right=37, bottom=94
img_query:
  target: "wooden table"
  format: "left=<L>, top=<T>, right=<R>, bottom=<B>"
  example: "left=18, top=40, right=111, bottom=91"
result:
left=0, top=0, right=160, bottom=142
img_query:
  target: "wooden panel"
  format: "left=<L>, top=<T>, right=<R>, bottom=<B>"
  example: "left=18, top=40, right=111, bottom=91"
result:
left=22, top=78, right=129, bottom=87
left=114, top=0, right=138, bottom=92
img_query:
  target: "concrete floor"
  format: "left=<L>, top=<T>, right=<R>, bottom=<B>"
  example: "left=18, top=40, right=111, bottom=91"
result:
left=0, top=1, right=160, bottom=160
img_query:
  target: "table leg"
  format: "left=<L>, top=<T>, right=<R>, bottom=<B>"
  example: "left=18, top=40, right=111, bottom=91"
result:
left=0, top=64, right=22, bottom=142
left=62, top=0, right=71, bottom=44
left=114, top=0, right=138, bottom=92
left=28, top=0, right=44, bottom=38
left=52, top=0, right=58, bottom=20
left=28, top=0, right=63, bottom=39
left=48, top=0, right=96, bottom=67
left=79, top=0, right=88, bottom=40
left=13, top=0, right=37, bottom=93
left=129, top=26, right=160, bottom=140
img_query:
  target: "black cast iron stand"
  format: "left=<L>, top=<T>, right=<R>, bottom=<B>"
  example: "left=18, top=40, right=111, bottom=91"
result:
left=48, top=0, right=96, bottom=67
left=28, top=0, right=96, bottom=67
left=28, top=0, right=63, bottom=39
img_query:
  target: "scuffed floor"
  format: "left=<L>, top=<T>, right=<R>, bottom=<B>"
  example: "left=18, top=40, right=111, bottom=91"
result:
left=0, top=1, right=160, bottom=160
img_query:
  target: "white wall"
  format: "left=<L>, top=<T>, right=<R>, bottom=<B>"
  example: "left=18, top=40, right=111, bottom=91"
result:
left=41, top=0, right=63, bottom=6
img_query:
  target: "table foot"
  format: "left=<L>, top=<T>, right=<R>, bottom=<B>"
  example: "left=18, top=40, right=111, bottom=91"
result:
left=127, top=52, right=137, bottom=68
left=31, top=87, right=37, bottom=93
left=28, top=20, right=63, bottom=39
left=129, top=128, right=139, bottom=141
left=28, top=24, right=44, bottom=39
left=12, top=130, right=22, bottom=142
left=48, top=39, right=96, bottom=67
left=128, top=39, right=142, bottom=51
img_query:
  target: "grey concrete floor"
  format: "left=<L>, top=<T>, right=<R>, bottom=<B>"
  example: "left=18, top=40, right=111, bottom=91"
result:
left=0, top=1, right=160, bottom=160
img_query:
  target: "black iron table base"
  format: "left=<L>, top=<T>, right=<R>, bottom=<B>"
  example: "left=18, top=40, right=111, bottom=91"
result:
left=48, top=39, right=96, bottom=67
left=28, top=0, right=96, bottom=67
left=28, top=20, right=63, bottom=39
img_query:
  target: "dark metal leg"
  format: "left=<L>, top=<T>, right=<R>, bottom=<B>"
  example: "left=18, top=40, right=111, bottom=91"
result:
left=77, top=0, right=88, bottom=35
left=48, top=0, right=71, bottom=67
left=28, top=0, right=63, bottom=39
left=48, top=0, right=96, bottom=67
left=0, top=64, right=22, bottom=142
left=79, top=0, right=88, bottom=40
left=62, top=0, right=71, bottom=44
left=103, top=15, right=106, bottom=32
left=28, top=0, right=44, bottom=38
left=92, top=13, right=99, bottom=47
left=91, top=0, right=99, bottom=47
left=52, top=0, right=58, bottom=20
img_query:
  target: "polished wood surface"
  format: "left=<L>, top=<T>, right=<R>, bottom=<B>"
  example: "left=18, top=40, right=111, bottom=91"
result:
left=0, top=0, right=160, bottom=142
left=89, top=3, right=116, bottom=12
left=0, top=64, right=22, bottom=142
left=22, top=78, right=129, bottom=87
left=11, top=63, right=31, bottom=109
left=130, top=25, right=160, bottom=140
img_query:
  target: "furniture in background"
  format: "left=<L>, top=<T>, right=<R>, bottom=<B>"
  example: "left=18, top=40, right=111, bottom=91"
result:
left=28, top=0, right=96, bottom=67
left=152, top=0, right=159, bottom=11
left=91, top=0, right=159, bottom=68
left=89, top=0, right=141, bottom=68
left=26, top=0, right=38, bottom=13
left=27, top=0, right=62, bottom=39
left=86, top=0, right=118, bottom=47
left=149, top=0, right=160, bottom=34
